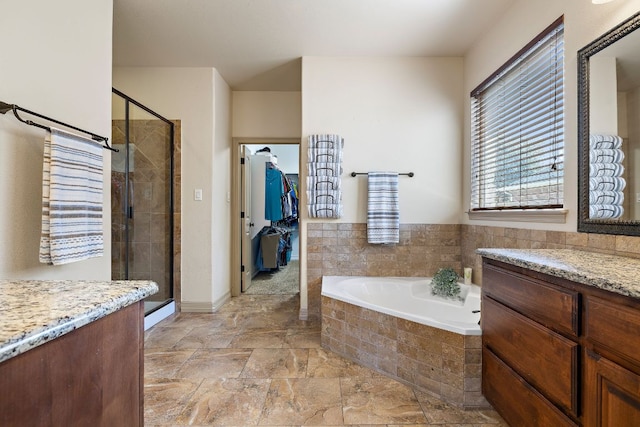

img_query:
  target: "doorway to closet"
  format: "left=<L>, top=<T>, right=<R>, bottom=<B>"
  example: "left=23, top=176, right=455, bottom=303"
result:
left=237, top=142, right=300, bottom=296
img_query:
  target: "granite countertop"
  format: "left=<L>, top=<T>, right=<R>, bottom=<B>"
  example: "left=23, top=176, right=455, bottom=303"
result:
left=0, top=280, right=158, bottom=363
left=477, top=248, right=640, bottom=300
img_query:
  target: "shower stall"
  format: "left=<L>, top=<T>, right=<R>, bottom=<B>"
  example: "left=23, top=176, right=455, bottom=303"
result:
left=111, top=88, right=176, bottom=325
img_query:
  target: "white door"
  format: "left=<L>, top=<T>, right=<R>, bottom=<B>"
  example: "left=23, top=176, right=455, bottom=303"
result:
left=240, top=146, right=253, bottom=292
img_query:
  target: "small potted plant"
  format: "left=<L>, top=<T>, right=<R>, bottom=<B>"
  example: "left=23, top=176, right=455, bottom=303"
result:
left=431, top=267, right=461, bottom=299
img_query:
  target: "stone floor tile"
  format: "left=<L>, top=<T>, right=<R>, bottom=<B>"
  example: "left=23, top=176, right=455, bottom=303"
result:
left=144, top=377, right=202, bottom=425
left=228, top=328, right=288, bottom=348
left=172, top=326, right=237, bottom=350
left=241, top=348, right=309, bottom=379
left=306, top=348, right=381, bottom=378
left=259, top=378, right=343, bottom=425
left=174, top=378, right=271, bottom=425
left=145, top=349, right=196, bottom=378
left=340, top=377, right=426, bottom=425
left=174, top=348, right=252, bottom=379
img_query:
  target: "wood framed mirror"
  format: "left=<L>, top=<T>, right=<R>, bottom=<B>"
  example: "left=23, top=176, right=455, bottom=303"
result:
left=578, top=12, right=640, bottom=235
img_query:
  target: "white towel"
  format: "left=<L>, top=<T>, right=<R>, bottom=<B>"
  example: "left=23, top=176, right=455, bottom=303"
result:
left=590, top=149, right=625, bottom=164
left=589, top=204, right=624, bottom=219
left=589, top=163, right=624, bottom=178
left=308, top=134, right=344, bottom=149
left=306, top=190, right=341, bottom=205
left=307, top=162, right=343, bottom=177
left=589, top=176, right=626, bottom=192
left=307, top=203, right=343, bottom=218
left=590, top=134, right=623, bottom=149
left=307, top=147, right=343, bottom=163
left=589, top=190, right=624, bottom=205
left=40, top=128, right=104, bottom=265
left=306, top=176, right=341, bottom=191
left=367, top=172, right=399, bottom=244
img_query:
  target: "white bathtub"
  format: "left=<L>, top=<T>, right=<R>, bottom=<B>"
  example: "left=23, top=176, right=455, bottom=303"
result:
left=321, top=276, right=482, bottom=335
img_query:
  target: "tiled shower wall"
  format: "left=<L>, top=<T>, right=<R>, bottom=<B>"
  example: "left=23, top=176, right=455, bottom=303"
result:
left=111, top=120, right=182, bottom=305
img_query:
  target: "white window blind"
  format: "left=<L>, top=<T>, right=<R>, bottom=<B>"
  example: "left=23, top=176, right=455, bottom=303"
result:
left=471, top=17, right=564, bottom=211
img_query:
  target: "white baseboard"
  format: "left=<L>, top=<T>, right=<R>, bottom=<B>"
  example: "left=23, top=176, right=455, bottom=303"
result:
left=144, top=301, right=176, bottom=331
left=181, top=292, right=231, bottom=313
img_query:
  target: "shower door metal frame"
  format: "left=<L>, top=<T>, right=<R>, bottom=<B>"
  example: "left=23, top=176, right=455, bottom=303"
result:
left=112, top=88, right=175, bottom=310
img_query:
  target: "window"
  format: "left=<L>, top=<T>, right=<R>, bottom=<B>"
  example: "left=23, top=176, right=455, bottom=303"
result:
left=471, top=17, right=564, bottom=211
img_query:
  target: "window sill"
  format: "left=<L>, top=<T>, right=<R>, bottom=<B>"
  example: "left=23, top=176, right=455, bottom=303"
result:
left=467, top=209, right=567, bottom=224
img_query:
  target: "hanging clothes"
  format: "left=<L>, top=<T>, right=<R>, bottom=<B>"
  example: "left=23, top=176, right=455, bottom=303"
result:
left=265, top=163, right=285, bottom=221
left=264, top=162, right=298, bottom=222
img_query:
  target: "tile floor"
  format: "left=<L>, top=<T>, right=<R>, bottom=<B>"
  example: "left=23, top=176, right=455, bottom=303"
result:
left=144, top=294, right=508, bottom=426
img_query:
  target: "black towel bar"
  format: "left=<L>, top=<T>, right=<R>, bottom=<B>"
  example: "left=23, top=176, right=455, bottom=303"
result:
left=0, top=101, right=118, bottom=152
left=350, top=172, right=414, bottom=177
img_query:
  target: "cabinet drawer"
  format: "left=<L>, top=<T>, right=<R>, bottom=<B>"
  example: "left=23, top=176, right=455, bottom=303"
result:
left=586, top=296, right=640, bottom=366
left=483, top=297, right=579, bottom=415
left=483, top=348, right=578, bottom=427
left=483, top=262, right=580, bottom=336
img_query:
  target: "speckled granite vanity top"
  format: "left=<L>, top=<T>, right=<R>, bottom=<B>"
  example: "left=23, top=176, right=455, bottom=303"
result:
left=0, top=280, right=157, bottom=363
left=477, top=248, right=640, bottom=300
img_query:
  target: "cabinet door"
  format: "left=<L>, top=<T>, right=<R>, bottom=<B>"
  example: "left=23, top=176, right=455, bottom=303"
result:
left=584, top=349, right=640, bottom=427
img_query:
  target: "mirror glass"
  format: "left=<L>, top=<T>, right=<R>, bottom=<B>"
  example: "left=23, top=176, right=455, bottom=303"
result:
left=578, top=12, right=640, bottom=235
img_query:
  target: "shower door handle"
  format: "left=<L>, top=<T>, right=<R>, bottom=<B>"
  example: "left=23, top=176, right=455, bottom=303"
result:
left=128, top=206, right=134, bottom=219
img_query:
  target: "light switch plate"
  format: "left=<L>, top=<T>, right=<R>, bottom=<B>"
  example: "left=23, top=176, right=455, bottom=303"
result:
left=194, top=188, right=203, bottom=201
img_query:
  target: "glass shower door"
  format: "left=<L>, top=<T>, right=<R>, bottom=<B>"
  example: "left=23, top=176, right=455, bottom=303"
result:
left=111, top=90, right=174, bottom=316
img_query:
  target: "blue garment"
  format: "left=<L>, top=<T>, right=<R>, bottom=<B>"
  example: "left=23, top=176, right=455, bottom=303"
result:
left=265, top=164, right=284, bottom=221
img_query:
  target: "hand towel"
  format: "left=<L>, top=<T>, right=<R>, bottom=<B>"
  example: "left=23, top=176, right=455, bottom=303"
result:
left=367, top=172, right=399, bottom=244
left=40, top=128, right=104, bottom=265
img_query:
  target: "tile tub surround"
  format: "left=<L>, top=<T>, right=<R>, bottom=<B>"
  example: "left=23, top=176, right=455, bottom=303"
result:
left=321, top=295, right=487, bottom=409
left=307, top=223, right=462, bottom=315
left=0, top=279, right=158, bottom=363
left=478, top=248, right=640, bottom=299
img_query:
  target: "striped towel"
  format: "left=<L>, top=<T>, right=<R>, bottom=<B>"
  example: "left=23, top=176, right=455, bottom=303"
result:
left=307, top=203, right=343, bottom=218
left=590, top=134, right=623, bottom=150
left=589, top=176, right=626, bottom=192
left=367, top=172, right=399, bottom=244
left=306, top=176, right=341, bottom=191
left=589, top=190, right=624, bottom=205
left=590, top=149, right=625, bottom=164
left=307, top=162, right=343, bottom=177
left=589, top=163, right=624, bottom=178
left=40, top=128, right=104, bottom=265
left=307, top=147, right=343, bottom=163
left=308, top=134, right=344, bottom=149
left=589, top=204, right=624, bottom=219
left=306, top=190, right=341, bottom=205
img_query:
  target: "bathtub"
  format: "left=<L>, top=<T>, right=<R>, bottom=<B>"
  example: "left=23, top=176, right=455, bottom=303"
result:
left=320, top=275, right=488, bottom=408
left=321, top=276, right=481, bottom=335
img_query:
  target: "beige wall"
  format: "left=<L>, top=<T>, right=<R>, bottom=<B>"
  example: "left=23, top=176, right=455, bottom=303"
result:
left=302, top=56, right=464, bottom=224
left=462, top=0, right=640, bottom=230
left=0, top=0, right=113, bottom=279
left=232, top=91, right=301, bottom=138
left=113, top=67, right=232, bottom=311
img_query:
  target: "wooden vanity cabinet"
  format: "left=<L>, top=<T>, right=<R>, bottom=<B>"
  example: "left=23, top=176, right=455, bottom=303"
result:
left=482, top=259, right=640, bottom=427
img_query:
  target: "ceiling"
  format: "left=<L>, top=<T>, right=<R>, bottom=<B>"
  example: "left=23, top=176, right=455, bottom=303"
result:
left=113, top=0, right=515, bottom=91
